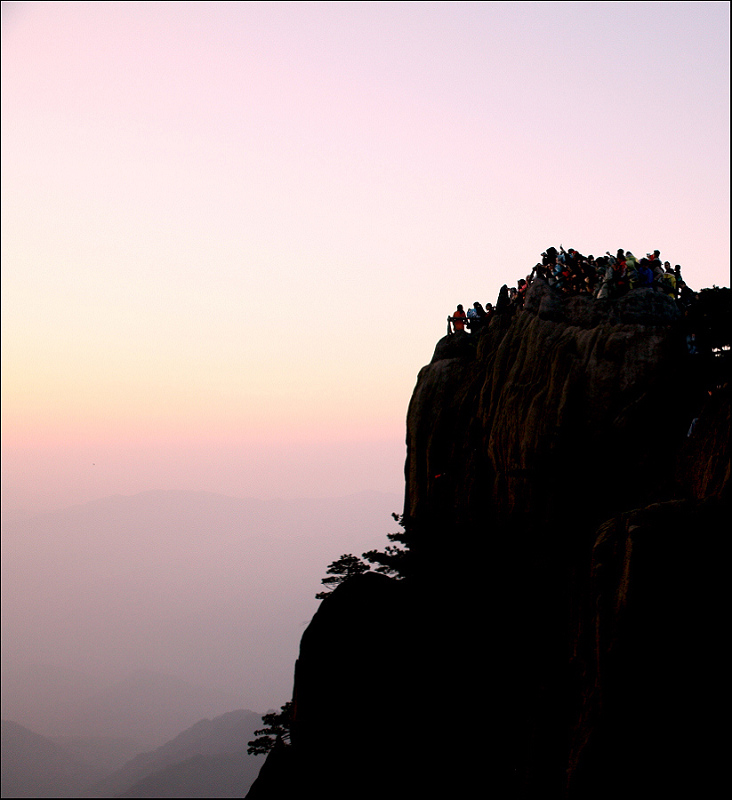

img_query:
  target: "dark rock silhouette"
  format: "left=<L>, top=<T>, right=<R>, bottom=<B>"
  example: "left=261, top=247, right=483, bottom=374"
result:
left=247, top=283, right=729, bottom=798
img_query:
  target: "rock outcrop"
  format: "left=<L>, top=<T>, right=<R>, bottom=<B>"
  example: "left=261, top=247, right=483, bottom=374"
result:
left=247, top=281, right=729, bottom=798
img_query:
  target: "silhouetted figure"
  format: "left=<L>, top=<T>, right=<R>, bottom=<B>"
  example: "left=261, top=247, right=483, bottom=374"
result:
left=469, top=301, right=487, bottom=332
left=449, top=304, right=466, bottom=334
left=637, top=259, right=654, bottom=288
left=543, top=247, right=558, bottom=267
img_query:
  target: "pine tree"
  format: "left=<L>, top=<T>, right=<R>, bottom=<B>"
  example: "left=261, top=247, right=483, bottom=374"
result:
left=315, top=554, right=371, bottom=599
left=362, top=513, right=414, bottom=578
left=247, top=702, right=294, bottom=755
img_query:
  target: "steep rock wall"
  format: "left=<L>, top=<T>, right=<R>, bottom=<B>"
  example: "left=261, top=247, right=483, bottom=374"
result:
left=406, top=282, right=692, bottom=537
left=402, top=281, right=727, bottom=796
left=566, top=496, right=726, bottom=798
left=247, top=281, right=729, bottom=798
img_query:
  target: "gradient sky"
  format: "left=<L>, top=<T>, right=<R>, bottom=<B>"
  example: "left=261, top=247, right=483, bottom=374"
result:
left=2, top=1, right=729, bottom=513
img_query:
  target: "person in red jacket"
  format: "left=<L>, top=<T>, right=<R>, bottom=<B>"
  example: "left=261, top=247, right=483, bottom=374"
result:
left=451, top=304, right=466, bottom=333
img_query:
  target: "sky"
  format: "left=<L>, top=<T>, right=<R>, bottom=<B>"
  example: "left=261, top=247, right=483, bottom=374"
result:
left=2, top=1, right=730, bottom=514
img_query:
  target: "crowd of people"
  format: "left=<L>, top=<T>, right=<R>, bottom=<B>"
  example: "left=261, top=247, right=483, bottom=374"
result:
left=448, top=245, right=697, bottom=334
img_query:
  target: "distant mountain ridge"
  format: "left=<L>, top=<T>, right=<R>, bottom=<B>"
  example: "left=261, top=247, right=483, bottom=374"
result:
left=117, top=750, right=258, bottom=798
left=2, top=710, right=264, bottom=799
left=1, top=719, right=104, bottom=798
left=1, top=667, right=250, bottom=749
left=2, top=488, right=399, bottom=520
left=84, top=709, right=263, bottom=798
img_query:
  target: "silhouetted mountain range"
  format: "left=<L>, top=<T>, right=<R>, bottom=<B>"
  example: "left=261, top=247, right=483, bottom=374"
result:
left=85, top=709, right=263, bottom=798
left=2, top=667, right=250, bottom=750
left=1, top=720, right=104, bottom=798
left=117, top=750, right=257, bottom=798
left=2, top=710, right=264, bottom=799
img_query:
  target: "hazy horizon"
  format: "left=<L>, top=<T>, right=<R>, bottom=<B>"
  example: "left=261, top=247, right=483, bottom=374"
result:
left=2, top=488, right=403, bottom=726
left=1, top=439, right=408, bottom=514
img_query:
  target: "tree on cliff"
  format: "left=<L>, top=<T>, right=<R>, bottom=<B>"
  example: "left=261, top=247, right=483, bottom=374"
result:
left=247, top=702, right=293, bottom=755
left=363, top=513, right=415, bottom=578
left=315, top=553, right=371, bottom=599
left=315, top=516, right=416, bottom=600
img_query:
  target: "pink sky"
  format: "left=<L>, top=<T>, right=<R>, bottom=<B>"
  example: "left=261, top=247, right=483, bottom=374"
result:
left=2, top=1, right=730, bottom=513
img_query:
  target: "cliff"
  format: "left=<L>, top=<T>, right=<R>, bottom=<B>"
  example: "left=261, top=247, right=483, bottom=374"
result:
left=247, top=281, right=730, bottom=798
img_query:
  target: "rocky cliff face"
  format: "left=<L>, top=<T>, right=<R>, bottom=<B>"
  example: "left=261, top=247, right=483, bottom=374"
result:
left=407, top=282, right=693, bottom=531
left=247, top=281, right=729, bottom=798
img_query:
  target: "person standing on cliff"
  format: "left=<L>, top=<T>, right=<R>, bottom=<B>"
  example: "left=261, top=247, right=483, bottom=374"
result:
left=660, top=265, right=677, bottom=298
left=450, top=304, right=466, bottom=334
left=637, top=258, right=654, bottom=288
left=495, top=285, right=510, bottom=313
left=466, top=301, right=487, bottom=333
left=466, top=303, right=477, bottom=331
left=447, top=303, right=466, bottom=335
